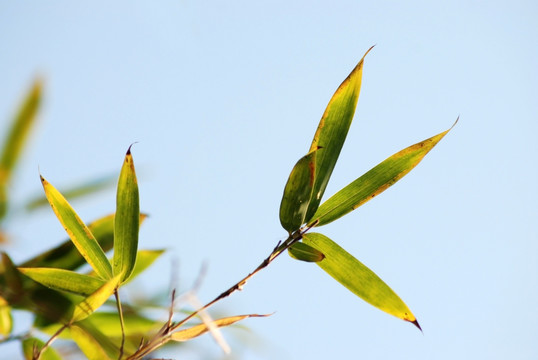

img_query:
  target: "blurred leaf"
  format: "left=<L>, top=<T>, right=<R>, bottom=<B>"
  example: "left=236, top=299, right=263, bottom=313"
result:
left=20, top=214, right=147, bottom=270
left=22, top=337, right=62, bottom=360
left=0, top=79, right=42, bottom=220
left=303, top=232, right=420, bottom=329
left=288, top=242, right=325, bottom=262
left=113, top=146, right=140, bottom=283
left=310, top=124, right=454, bottom=226
left=70, top=324, right=113, bottom=360
left=170, top=314, right=269, bottom=342
left=304, top=47, right=373, bottom=222
left=18, top=267, right=105, bottom=297
left=70, top=275, right=120, bottom=323
left=86, top=311, right=161, bottom=338
left=0, top=295, right=12, bottom=336
left=40, top=176, right=112, bottom=280
left=125, top=249, right=164, bottom=283
left=279, top=149, right=318, bottom=233
left=0, top=252, right=24, bottom=298
left=26, top=175, right=116, bottom=211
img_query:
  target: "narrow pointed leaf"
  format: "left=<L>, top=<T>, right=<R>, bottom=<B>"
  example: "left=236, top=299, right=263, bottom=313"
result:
left=0, top=79, right=42, bottom=220
left=41, top=176, right=112, bottom=279
left=70, top=324, right=113, bottom=360
left=310, top=125, right=454, bottom=227
left=85, top=311, right=161, bottom=338
left=303, top=232, right=419, bottom=328
left=288, top=242, right=325, bottom=262
left=18, top=267, right=105, bottom=297
left=113, top=146, right=140, bottom=283
left=280, top=149, right=318, bottom=232
left=170, top=314, right=269, bottom=342
left=304, top=47, right=373, bottom=222
left=70, top=275, right=120, bottom=323
left=125, top=249, right=164, bottom=282
left=22, top=337, right=62, bottom=360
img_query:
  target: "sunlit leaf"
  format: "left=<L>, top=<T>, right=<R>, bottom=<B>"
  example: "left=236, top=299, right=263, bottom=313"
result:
left=40, top=176, right=112, bottom=280
left=70, top=275, right=120, bottom=323
left=288, top=242, right=325, bottom=262
left=70, top=324, right=113, bottom=360
left=125, top=249, right=164, bottom=283
left=85, top=311, right=161, bottom=338
left=22, top=337, right=62, bottom=360
left=304, top=47, right=374, bottom=222
left=279, top=149, right=318, bottom=233
left=0, top=296, right=12, bottom=336
left=18, top=267, right=105, bottom=297
left=113, top=146, right=140, bottom=283
left=0, top=79, right=42, bottom=220
left=303, top=232, right=420, bottom=329
left=310, top=123, right=455, bottom=226
left=170, top=314, right=269, bottom=342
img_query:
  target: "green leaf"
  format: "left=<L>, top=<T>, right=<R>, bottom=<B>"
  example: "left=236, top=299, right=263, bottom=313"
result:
left=126, top=249, right=164, bottom=283
left=70, top=324, right=113, bottom=360
left=85, top=311, right=161, bottom=338
left=279, top=149, right=318, bottom=233
left=304, top=47, right=373, bottom=222
left=302, top=232, right=420, bottom=329
left=113, top=146, right=140, bottom=283
left=22, top=337, right=62, bottom=360
left=288, top=242, right=325, bottom=262
left=310, top=124, right=455, bottom=226
left=170, top=314, right=269, bottom=342
left=0, top=79, right=42, bottom=220
left=0, top=296, right=13, bottom=336
left=70, top=275, right=120, bottom=323
left=40, top=176, right=112, bottom=280
left=18, top=267, right=105, bottom=297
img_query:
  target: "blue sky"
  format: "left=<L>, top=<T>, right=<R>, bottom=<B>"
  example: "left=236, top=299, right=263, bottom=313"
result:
left=1, top=1, right=537, bottom=359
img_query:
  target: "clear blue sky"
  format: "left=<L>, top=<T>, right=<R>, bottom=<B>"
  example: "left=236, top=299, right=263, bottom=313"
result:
left=1, top=1, right=537, bottom=359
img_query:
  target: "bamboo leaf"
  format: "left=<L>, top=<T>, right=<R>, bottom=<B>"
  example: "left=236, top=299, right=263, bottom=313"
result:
left=126, top=249, right=164, bottom=283
left=22, top=337, right=62, bottom=360
left=40, top=176, right=112, bottom=279
left=304, top=47, right=373, bottom=222
left=310, top=124, right=455, bottom=226
left=113, top=146, right=140, bottom=283
left=85, top=311, right=161, bottom=338
left=70, top=324, right=113, bottom=360
left=18, top=267, right=105, bottom=297
left=302, top=232, right=420, bottom=329
left=70, top=275, right=120, bottom=323
left=170, top=314, right=269, bottom=342
left=288, top=242, right=325, bottom=262
left=0, top=79, right=42, bottom=220
left=279, top=149, right=318, bottom=233
left=0, top=296, right=12, bottom=336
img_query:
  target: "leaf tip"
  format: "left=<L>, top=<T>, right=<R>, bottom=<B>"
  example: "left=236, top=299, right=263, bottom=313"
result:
left=409, top=318, right=422, bottom=333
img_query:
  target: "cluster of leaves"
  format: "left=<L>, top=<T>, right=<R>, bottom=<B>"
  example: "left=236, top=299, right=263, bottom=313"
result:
left=0, top=47, right=453, bottom=359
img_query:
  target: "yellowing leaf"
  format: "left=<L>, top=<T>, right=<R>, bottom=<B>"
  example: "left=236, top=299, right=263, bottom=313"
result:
left=310, top=123, right=455, bottom=226
left=70, top=324, right=112, bottom=360
left=113, top=146, right=140, bottom=283
left=70, top=275, right=120, bottom=323
left=18, top=267, right=105, bottom=296
left=0, top=296, right=12, bottom=336
left=40, top=176, right=112, bottom=279
left=303, top=232, right=420, bottom=329
left=304, top=47, right=373, bottom=222
left=170, top=314, right=269, bottom=342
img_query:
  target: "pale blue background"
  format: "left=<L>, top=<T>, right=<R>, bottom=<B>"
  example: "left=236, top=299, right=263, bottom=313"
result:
left=1, top=1, right=537, bottom=359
